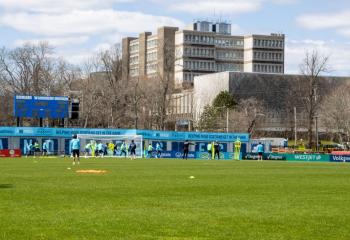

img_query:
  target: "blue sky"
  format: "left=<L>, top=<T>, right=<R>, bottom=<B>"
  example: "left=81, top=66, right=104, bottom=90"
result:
left=0, top=0, right=350, bottom=75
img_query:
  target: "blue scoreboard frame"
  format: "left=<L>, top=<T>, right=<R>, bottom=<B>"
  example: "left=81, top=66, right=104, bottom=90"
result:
left=14, top=96, right=69, bottom=119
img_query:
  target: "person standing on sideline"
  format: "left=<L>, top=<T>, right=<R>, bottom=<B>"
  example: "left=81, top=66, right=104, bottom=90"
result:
left=129, top=140, right=137, bottom=160
left=214, top=141, right=221, bottom=160
left=70, top=135, right=80, bottom=165
left=207, top=142, right=212, bottom=159
left=257, top=142, right=264, bottom=161
left=156, top=142, right=162, bottom=158
left=183, top=140, right=194, bottom=160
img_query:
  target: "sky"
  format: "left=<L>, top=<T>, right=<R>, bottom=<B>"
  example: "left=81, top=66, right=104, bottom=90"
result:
left=0, top=0, right=350, bottom=75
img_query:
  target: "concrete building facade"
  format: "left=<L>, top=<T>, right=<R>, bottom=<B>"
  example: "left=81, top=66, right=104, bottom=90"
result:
left=122, top=27, right=179, bottom=80
left=193, top=71, right=349, bottom=133
left=122, top=21, right=285, bottom=88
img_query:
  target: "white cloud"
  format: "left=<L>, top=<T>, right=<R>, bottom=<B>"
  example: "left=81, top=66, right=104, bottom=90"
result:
left=14, top=36, right=90, bottom=47
left=169, top=0, right=261, bottom=14
left=297, top=10, right=350, bottom=38
left=167, top=0, right=297, bottom=14
left=297, top=10, right=350, bottom=29
left=0, top=10, right=184, bottom=37
left=285, top=39, right=350, bottom=76
left=0, top=0, right=132, bottom=13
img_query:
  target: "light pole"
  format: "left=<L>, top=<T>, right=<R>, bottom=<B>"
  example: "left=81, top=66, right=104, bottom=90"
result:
left=315, top=115, right=319, bottom=152
left=226, top=107, right=229, bottom=133
left=294, top=106, right=297, bottom=147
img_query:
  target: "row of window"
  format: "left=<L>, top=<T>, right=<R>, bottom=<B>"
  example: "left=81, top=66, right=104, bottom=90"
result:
left=183, top=72, right=204, bottom=82
left=183, top=60, right=216, bottom=71
left=146, top=63, right=157, bottom=74
left=216, top=50, right=243, bottom=60
left=130, top=66, right=139, bottom=77
left=184, top=47, right=215, bottom=58
left=184, top=34, right=215, bottom=45
left=254, top=39, right=284, bottom=48
left=130, top=55, right=139, bottom=65
left=147, top=39, right=158, bottom=49
left=254, top=51, right=283, bottom=61
left=254, top=64, right=283, bottom=73
left=217, top=63, right=243, bottom=72
left=146, top=51, right=157, bottom=62
left=183, top=34, right=245, bottom=48
left=215, top=38, right=244, bottom=48
left=130, top=44, right=139, bottom=53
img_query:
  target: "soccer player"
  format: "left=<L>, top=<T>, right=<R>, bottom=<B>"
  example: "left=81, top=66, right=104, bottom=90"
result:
left=147, top=143, right=153, bottom=158
left=214, top=141, right=220, bottom=160
left=26, top=142, right=33, bottom=158
left=257, top=142, right=264, bottom=161
left=183, top=140, right=194, bottom=160
left=97, top=142, right=104, bottom=157
left=84, top=142, right=91, bottom=158
left=42, top=140, right=48, bottom=156
left=129, top=140, right=137, bottom=160
left=156, top=142, right=162, bottom=158
left=108, top=142, right=115, bottom=156
left=33, top=141, right=40, bottom=158
left=120, top=141, right=127, bottom=158
left=207, top=142, right=212, bottom=159
left=70, top=135, right=80, bottom=165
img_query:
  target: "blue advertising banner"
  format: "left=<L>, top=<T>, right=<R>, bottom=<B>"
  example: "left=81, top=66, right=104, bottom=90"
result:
left=0, top=138, right=8, bottom=150
left=151, top=141, right=167, bottom=151
left=330, top=155, right=350, bottom=162
left=20, top=138, right=38, bottom=155
left=243, top=153, right=287, bottom=161
left=64, top=139, right=72, bottom=155
left=14, top=96, right=69, bottom=119
left=0, top=127, right=250, bottom=142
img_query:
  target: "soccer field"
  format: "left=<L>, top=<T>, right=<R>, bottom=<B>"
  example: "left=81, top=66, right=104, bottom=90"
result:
left=0, top=157, right=350, bottom=240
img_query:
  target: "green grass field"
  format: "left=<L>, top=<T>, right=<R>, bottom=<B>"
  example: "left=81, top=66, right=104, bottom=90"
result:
left=1, top=157, right=350, bottom=240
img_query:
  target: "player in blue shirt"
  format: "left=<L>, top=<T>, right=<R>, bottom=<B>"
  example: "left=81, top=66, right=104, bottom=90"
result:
left=70, top=135, right=80, bottom=165
left=257, top=142, right=264, bottom=161
left=156, top=142, right=162, bottom=158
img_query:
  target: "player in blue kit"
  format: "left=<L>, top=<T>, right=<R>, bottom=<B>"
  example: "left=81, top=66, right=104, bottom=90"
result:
left=70, top=135, right=80, bottom=165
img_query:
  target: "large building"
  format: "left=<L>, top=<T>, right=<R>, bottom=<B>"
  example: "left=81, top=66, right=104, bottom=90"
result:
left=122, top=20, right=285, bottom=89
left=193, top=71, right=349, bottom=134
left=122, top=26, right=179, bottom=81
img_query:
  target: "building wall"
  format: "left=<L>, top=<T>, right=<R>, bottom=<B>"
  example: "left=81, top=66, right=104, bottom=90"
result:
left=193, top=72, right=230, bottom=121
left=194, top=71, right=349, bottom=132
left=122, top=23, right=285, bottom=89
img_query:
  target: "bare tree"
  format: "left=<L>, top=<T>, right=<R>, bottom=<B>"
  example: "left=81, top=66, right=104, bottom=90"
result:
left=0, top=42, right=80, bottom=126
left=236, top=98, right=266, bottom=136
left=298, top=50, right=330, bottom=148
left=150, top=41, right=177, bottom=130
left=319, top=82, right=350, bottom=143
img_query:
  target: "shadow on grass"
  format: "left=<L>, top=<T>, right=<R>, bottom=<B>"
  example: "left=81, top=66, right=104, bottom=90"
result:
left=0, top=184, right=14, bottom=189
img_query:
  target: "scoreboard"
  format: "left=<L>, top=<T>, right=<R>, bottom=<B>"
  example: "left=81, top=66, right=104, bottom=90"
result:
left=14, top=96, right=69, bottom=119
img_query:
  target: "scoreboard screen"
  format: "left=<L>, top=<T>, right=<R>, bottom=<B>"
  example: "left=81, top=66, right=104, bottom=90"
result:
left=14, top=96, right=69, bottom=119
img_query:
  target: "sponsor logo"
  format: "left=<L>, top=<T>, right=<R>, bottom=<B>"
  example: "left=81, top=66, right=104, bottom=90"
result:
left=244, top=153, right=259, bottom=160
left=175, top=152, right=183, bottom=158
left=294, top=154, right=322, bottom=161
left=266, top=154, right=285, bottom=160
left=331, top=155, right=350, bottom=162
